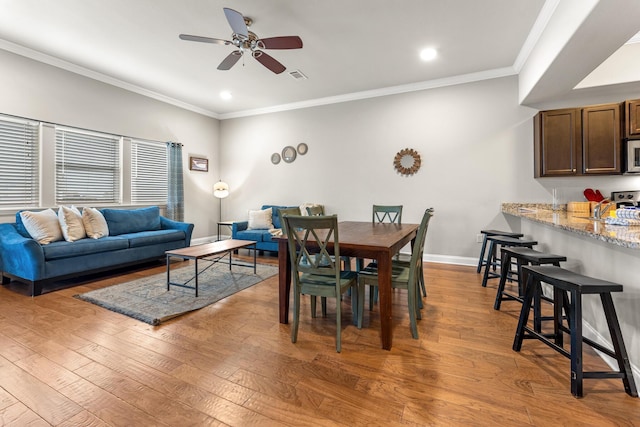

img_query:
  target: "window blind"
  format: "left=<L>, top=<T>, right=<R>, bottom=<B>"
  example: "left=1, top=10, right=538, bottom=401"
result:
left=131, top=139, right=168, bottom=204
left=0, top=115, right=39, bottom=207
left=55, top=127, right=121, bottom=204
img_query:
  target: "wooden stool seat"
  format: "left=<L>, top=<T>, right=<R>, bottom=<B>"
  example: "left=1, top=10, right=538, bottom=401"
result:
left=513, top=265, right=638, bottom=398
left=476, top=229, right=524, bottom=274
left=481, top=235, right=536, bottom=287
left=494, top=247, right=566, bottom=332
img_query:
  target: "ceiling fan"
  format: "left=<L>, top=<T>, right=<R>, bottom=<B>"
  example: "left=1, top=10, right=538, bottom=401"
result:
left=179, top=7, right=303, bottom=74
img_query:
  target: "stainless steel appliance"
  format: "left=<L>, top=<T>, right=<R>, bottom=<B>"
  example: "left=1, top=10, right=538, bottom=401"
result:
left=625, top=139, right=640, bottom=173
left=611, top=190, right=640, bottom=207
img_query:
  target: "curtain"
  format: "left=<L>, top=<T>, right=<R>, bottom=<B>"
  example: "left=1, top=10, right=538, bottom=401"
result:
left=167, top=142, right=184, bottom=221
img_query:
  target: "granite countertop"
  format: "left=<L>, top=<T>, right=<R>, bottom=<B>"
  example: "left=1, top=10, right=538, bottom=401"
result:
left=501, top=203, right=640, bottom=250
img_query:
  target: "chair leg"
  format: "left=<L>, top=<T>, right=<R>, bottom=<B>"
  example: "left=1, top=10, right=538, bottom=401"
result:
left=291, top=285, right=300, bottom=343
left=335, top=293, right=342, bottom=353
left=357, top=282, right=365, bottom=329
left=321, top=297, right=327, bottom=317
left=407, top=280, right=419, bottom=339
left=310, top=296, right=317, bottom=318
left=369, top=285, right=377, bottom=311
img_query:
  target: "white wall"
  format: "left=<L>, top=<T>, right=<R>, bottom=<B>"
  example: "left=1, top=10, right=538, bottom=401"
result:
left=0, top=49, right=220, bottom=239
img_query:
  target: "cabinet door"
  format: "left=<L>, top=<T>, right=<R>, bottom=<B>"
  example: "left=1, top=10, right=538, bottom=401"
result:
left=534, top=109, right=581, bottom=177
left=626, top=99, right=640, bottom=138
left=582, top=103, right=622, bottom=175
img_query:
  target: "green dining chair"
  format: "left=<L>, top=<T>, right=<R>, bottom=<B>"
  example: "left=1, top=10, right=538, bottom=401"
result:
left=283, top=214, right=358, bottom=352
left=372, top=204, right=403, bottom=224
left=305, top=205, right=324, bottom=216
left=366, top=205, right=404, bottom=309
left=357, top=208, right=434, bottom=339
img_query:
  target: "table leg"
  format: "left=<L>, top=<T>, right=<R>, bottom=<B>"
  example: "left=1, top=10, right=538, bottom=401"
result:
left=253, top=243, right=257, bottom=273
left=166, top=254, right=170, bottom=291
left=377, top=251, right=393, bottom=350
left=195, top=258, right=199, bottom=298
left=278, top=238, right=291, bottom=324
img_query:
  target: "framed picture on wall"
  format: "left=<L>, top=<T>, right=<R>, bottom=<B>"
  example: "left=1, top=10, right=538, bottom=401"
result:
left=189, top=156, right=208, bottom=172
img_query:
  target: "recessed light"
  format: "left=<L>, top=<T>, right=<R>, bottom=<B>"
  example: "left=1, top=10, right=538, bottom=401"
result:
left=220, top=90, right=232, bottom=100
left=419, top=48, right=437, bottom=61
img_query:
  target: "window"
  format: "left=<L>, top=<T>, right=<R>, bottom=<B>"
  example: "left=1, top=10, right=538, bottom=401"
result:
left=131, top=139, right=168, bottom=204
left=0, top=115, right=39, bottom=207
left=55, top=127, right=121, bottom=204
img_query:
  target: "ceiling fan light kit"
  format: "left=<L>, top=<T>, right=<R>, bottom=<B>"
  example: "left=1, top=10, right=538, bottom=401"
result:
left=179, top=7, right=303, bottom=75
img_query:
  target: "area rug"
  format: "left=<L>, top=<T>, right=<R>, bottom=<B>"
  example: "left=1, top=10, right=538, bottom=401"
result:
left=74, top=262, right=278, bottom=326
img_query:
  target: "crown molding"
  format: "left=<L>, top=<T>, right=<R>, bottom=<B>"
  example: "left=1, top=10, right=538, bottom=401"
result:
left=218, top=67, right=517, bottom=120
left=0, top=39, right=221, bottom=119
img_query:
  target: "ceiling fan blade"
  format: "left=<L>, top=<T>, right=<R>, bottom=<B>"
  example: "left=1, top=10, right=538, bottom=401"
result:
left=252, top=51, right=286, bottom=74
left=217, top=51, right=242, bottom=70
left=223, top=7, right=248, bottom=38
left=179, top=34, right=230, bottom=45
left=259, top=36, right=303, bottom=49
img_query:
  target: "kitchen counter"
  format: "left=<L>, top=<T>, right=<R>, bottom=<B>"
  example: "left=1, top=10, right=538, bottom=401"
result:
left=501, top=203, right=640, bottom=250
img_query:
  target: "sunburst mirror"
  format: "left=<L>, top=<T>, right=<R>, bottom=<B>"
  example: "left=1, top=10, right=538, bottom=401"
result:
left=394, top=148, right=421, bottom=176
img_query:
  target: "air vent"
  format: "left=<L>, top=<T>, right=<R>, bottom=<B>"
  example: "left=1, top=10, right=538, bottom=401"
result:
left=288, top=70, right=307, bottom=80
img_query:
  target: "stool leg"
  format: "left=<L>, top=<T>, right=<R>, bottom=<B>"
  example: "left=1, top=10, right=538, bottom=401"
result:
left=513, top=271, right=536, bottom=352
left=569, top=289, right=583, bottom=398
left=482, top=240, right=496, bottom=287
left=553, top=289, right=567, bottom=347
left=600, top=293, right=638, bottom=397
left=532, top=269, right=543, bottom=333
left=493, top=250, right=511, bottom=310
left=477, top=234, right=489, bottom=273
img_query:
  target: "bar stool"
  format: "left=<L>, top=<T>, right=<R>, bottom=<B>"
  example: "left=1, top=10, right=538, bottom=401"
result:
left=494, top=247, right=567, bottom=332
left=477, top=229, right=524, bottom=274
left=513, top=265, right=638, bottom=398
left=481, top=235, right=537, bottom=288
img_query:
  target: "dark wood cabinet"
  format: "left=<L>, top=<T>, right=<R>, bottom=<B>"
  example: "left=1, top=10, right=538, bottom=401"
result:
left=534, top=103, right=622, bottom=177
left=582, top=103, right=622, bottom=174
left=625, top=99, right=640, bottom=138
left=534, top=108, right=581, bottom=177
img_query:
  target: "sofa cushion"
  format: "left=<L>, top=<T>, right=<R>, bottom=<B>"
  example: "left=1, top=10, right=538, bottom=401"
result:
left=248, top=208, right=273, bottom=230
left=123, top=229, right=186, bottom=248
left=19, top=209, right=64, bottom=244
left=262, top=205, right=299, bottom=229
left=58, top=205, right=86, bottom=242
left=235, top=229, right=269, bottom=242
left=42, top=236, right=129, bottom=260
left=82, top=207, right=109, bottom=239
left=102, top=206, right=161, bottom=236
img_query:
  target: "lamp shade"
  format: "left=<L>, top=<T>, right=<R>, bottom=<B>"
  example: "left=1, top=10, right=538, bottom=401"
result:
left=213, top=181, right=229, bottom=199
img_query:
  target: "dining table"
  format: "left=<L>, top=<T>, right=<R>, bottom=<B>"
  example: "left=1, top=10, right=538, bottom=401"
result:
left=275, top=220, right=419, bottom=350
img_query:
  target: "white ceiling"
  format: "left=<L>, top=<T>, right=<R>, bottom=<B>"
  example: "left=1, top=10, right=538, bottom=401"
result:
left=0, top=0, right=638, bottom=119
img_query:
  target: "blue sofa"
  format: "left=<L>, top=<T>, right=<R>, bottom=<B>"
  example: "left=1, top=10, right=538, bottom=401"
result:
left=0, top=206, right=194, bottom=296
left=232, top=205, right=299, bottom=254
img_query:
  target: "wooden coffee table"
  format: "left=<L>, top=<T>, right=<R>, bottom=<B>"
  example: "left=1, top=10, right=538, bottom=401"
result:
left=165, top=239, right=257, bottom=296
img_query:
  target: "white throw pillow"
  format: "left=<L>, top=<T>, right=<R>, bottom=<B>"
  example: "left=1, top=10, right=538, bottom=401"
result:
left=20, top=208, right=63, bottom=244
left=82, top=207, right=109, bottom=239
left=247, top=208, right=274, bottom=230
left=58, top=205, right=86, bottom=242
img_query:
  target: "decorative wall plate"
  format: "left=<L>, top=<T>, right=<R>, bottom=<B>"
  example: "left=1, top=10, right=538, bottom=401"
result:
left=394, top=148, right=421, bottom=176
left=282, top=145, right=297, bottom=163
left=271, top=153, right=281, bottom=164
left=297, top=142, right=308, bottom=155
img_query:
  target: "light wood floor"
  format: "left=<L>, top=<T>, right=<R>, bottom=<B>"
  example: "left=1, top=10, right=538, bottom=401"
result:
left=0, top=255, right=638, bottom=426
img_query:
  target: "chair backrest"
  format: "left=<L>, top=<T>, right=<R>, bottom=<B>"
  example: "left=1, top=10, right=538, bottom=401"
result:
left=373, top=205, right=403, bottom=224
left=306, top=205, right=325, bottom=216
left=282, top=215, right=341, bottom=279
left=407, top=208, right=434, bottom=284
left=278, top=207, right=302, bottom=234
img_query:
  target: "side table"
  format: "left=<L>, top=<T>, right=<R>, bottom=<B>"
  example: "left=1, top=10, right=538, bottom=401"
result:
left=217, top=221, right=234, bottom=241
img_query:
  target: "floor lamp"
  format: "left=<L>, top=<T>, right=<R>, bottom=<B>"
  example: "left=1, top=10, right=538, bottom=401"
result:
left=213, top=181, right=230, bottom=239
